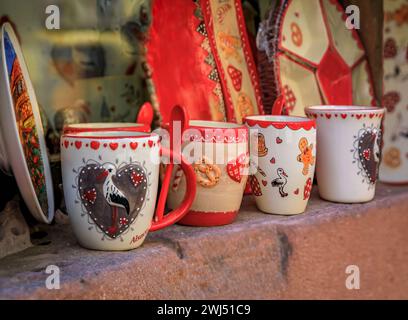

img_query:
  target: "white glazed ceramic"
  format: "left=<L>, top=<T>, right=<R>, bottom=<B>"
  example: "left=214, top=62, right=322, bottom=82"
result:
left=245, top=115, right=316, bottom=215
left=165, top=120, right=249, bottom=226
left=0, top=23, right=54, bottom=223
left=61, top=131, right=195, bottom=251
left=305, top=106, right=385, bottom=203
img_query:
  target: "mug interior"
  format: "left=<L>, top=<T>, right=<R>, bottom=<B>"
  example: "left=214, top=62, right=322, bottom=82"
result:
left=63, top=131, right=156, bottom=140
left=189, top=120, right=246, bottom=129
left=65, top=123, right=144, bottom=129
left=245, top=115, right=313, bottom=123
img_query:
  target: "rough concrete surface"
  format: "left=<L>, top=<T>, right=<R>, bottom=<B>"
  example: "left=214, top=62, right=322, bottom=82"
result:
left=0, top=184, right=407, bottom=299
left=0, top=200, right=31, bottom=260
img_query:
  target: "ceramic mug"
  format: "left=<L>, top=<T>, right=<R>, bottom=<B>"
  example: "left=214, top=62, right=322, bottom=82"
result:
left=165, top=121, right=249, bottom=226
left=61, top=131, right=196, bottom=251
left=305, top=106, right=385, bottom=203
left=245, top=116, right=316, bottom=215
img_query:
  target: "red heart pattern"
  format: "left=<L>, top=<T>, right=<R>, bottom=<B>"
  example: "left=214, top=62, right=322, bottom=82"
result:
left=226, top=153, right=248, bottom=183
left=227, top=65, right=243, bottom=92
left=91, top=141, right=100, bottom=150
left=110, top=143, right=119, bottom=150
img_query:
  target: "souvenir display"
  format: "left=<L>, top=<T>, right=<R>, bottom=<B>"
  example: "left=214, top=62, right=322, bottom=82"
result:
left=379, top=0, right=408, bottom=184
left=146, top=0, right=263, bottom=124
left=305, top=106, right=385, bottom=203
left=245, top=115, right=316, bottom=215
left=257, top=0, right=376, bottom=115
left=165, top=120, right=249, bottom=226
left=61, top=131, right=196, bottom=251
left=0, top=23, right=54, bottom=223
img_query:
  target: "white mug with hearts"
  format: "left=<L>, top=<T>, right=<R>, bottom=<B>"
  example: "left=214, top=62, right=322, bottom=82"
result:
left=61, top=131, right=196, bottom=251
left=245, top=116, right=316, bottom=215
left=305, top=106, right=385, bottom=203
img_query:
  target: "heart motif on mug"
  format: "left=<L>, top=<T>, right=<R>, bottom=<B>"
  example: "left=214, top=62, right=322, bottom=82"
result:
left=78, top=162, right=148, bottom=239
left=226, top=153, right=248, bottom=183
left=276, top=137, right=283, bottom=144
left=353, top=126, right=381, bottom=185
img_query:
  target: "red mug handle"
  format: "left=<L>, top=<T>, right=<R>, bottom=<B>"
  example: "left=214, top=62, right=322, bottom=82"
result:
left=150, top=147, right=196, bottom=231
left=271, top=95, right=286, bottom=115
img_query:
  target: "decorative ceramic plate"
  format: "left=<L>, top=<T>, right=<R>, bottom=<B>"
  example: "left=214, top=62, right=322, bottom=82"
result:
left=257, top=0, right=376, bottom=115
left=0, top=23, right=54, bottom=223
left=379, top=0, right=408, bottom=184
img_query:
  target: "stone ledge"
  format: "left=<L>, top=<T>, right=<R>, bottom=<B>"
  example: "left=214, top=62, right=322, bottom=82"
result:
left=0, top=183, right=407, bottom=299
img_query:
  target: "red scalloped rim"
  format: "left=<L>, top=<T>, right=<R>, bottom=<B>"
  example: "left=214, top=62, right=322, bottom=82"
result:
left=245, top=118, right=316, bottom=130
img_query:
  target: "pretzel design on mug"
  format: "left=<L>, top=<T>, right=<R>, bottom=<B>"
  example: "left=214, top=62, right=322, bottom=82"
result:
left=193, top=156, right=222, bottom=188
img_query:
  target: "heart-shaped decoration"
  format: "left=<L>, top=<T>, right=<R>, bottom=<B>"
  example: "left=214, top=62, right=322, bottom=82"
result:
left=276, top=137, right=283, bottom=144
left=64, top=140, right=69, bottom=149
left=262, top=180, right=267, bottom=186
left=227, top=65, right=243, bottom=92
left=75, top=141, right=82, bottom=150
left=270, top=157, right=276, bottom=164
left=325, top=114, right=332, bottom=119
left=109, top=143, right=119, bottom=151
left=130, top=142, right=138, bottom=150
left=148, top=140, right=154, bottom=148
left=91, top=141, right=100, bottom=150
left=362, top=149, right=371, bottom=161
left=341, top=114, right=347, bottom=119
left=78, top=162, right=148, bottom=239
left=356, top=127, right=380, bottom=184
left=294, top=188, right=299, bottom=195
left=226, top=153, right=248, bottom=183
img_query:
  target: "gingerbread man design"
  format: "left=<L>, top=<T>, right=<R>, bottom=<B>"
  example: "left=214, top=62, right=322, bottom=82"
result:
left=297, top=137, right=315, bottom=176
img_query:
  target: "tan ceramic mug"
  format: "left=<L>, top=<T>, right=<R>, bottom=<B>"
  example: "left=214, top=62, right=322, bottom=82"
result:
left=164, top=121, right=249, bottom=226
